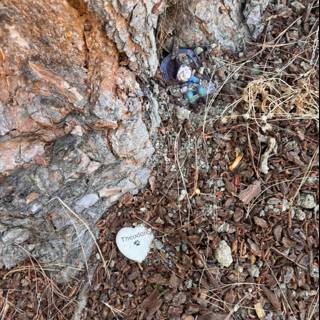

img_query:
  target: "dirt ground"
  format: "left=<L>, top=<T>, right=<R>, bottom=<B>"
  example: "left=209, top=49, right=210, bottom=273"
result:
left=0, top=2, right=319, bottom=320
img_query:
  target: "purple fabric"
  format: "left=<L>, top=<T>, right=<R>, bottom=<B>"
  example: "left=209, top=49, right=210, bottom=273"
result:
left=160, top=49, right=200, bottom=82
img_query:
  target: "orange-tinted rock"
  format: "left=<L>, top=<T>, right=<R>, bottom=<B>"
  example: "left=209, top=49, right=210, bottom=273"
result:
left=0, top=0, right=159, bottom=281
left=0, top=139, right=45, bottom=173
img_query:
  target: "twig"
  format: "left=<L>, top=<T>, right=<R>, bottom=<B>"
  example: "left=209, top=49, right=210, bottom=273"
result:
left=71, top=264, right=98, bottom=320
left=307, top=288, right=319, bottom=320
left=224, top=294, right=248, bottom=320
left=102, top=301, right=126, bottom=318
left=190, top=138, right=200, bottom=198
left=270, top=247, right=308, bottom=271
left=246, top=124, right=260, bottom=179
left=0, top=291, right=10, bottom=320
left=202, top=60, right=249, bottom=134
left=174, top=128, right=193, bottom=222
left=290, top=147, right=319, bottom=205
left=265, top=261, right=297, bottom=319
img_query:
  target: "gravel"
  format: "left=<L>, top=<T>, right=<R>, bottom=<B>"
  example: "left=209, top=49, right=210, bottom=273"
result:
left=298, top=193, right=317, bottom=209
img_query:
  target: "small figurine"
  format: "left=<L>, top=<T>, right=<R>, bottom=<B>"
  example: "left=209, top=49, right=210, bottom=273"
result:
left=160, top=47, right=215, bottom=104
left=176, top=65, right=200, bottom=84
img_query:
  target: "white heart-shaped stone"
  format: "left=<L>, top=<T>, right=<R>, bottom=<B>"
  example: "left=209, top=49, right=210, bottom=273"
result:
left=116, top=224, right=154, bottom=263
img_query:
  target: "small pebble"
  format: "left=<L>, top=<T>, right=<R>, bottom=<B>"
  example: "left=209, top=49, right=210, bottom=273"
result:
left=194, top=47, right=204, bottom=55
left=185, top=279, right=193, bottom=289
left=310, top=264, right=319, bottom=279
left=216, top=179, right=225, bottom=188
left=301, top=61, right=311, bottom=71
left=198, top=66, right=205, bottom=75
left=181, top=243, right=188, bottom=252
left=214, top=222, right=230, bottom=233
left=283, top=266, right=295, bottom=284
left=215, top=240, right=233, bottom=267
left=236, top=265, right=244, bottom=273
left=291, top=1, right=306, bottom=11
left=153, top=239, right=164, bottom=250
left=178, top=189, right=188, bottom=202
left=248, top=264, right=260, bottom=278
left=176, top=107, right=191, bottom=121
left=299, top=193, right=316, bottom=209
left=296, top=209, right=306, bottom=221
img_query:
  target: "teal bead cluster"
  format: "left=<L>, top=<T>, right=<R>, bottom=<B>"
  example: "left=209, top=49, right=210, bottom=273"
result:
left=185, top=85, right=207, bottom=103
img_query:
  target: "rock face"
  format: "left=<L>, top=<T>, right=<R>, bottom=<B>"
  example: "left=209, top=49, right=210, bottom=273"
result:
left=159, top=0, right=270, bottom=51
left=0, top=0, right=161, bottom=282
left=0, top=0, right=269, bottom=282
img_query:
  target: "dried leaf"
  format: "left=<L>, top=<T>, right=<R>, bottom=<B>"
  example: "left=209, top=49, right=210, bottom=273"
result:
left=198, top=314, right=228, bottom=320
left=282, top=236, right=296, bottom=248
left=287, top=151, right=305, bottom=166
left=255, top=302, right=266, bottom=319
left=139, top=289, right=160, bottom=311
left=247, top=238, right=262, bottom=257
left=261, top=286, right=282, bottom=312
left=224, top=178, right=237, bottom=194
left=148, top=273, right=168, bottom=286
left=169, top=273, right=180, bottom=289
left=253, top=216, right=268, bottom=228
left=139, top=289, right=163, bottom=320
left=239, top=180, right=261, bottom=204
left=273, top=225, right=283, bottom=242
left=229, top=148, right=243, bottom=171
left=149, top=175, right=156, bottom=192
left=224, top=289, right=236, bottom=304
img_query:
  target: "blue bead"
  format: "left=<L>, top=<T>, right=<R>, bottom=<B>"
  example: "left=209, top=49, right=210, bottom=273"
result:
left=189, top=75, right=200, bottom=84
left=185, top=90, right=194, bottom=101
left=198, top=85, right=207, bottom=97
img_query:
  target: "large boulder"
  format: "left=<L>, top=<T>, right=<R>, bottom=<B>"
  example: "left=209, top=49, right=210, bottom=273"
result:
left=159, top=0, right=270, bottom=51
left=0, top=0, right=161, bottom=282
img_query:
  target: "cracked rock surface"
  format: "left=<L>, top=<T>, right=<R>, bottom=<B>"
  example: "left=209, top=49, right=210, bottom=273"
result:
left=159, top=0, right=270, bottom=51
left=0, top=0, right=160, bottom=282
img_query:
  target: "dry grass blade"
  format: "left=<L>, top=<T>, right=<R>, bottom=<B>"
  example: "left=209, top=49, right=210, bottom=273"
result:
left=102, top=301, right=126, bottom=318
left=174, top=128, right=193, bottom=222
left=307, top=288, right=319, bottom=320
left=11, top=245, right=70, bottom=301
left=202, top=60, right=249, bottom=133
left=242, top=76, right=319, bottom=124
left=265, top=261, right=297, bottom=319
left=270, top=247, right=308, bottom=271
left=48, top=197, right=109, bottom=277
left=290, top=147, right=319, bottom=205
left=0, top=293, right=9, bottom=320
left=224, top=294, right=249, bottom=320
